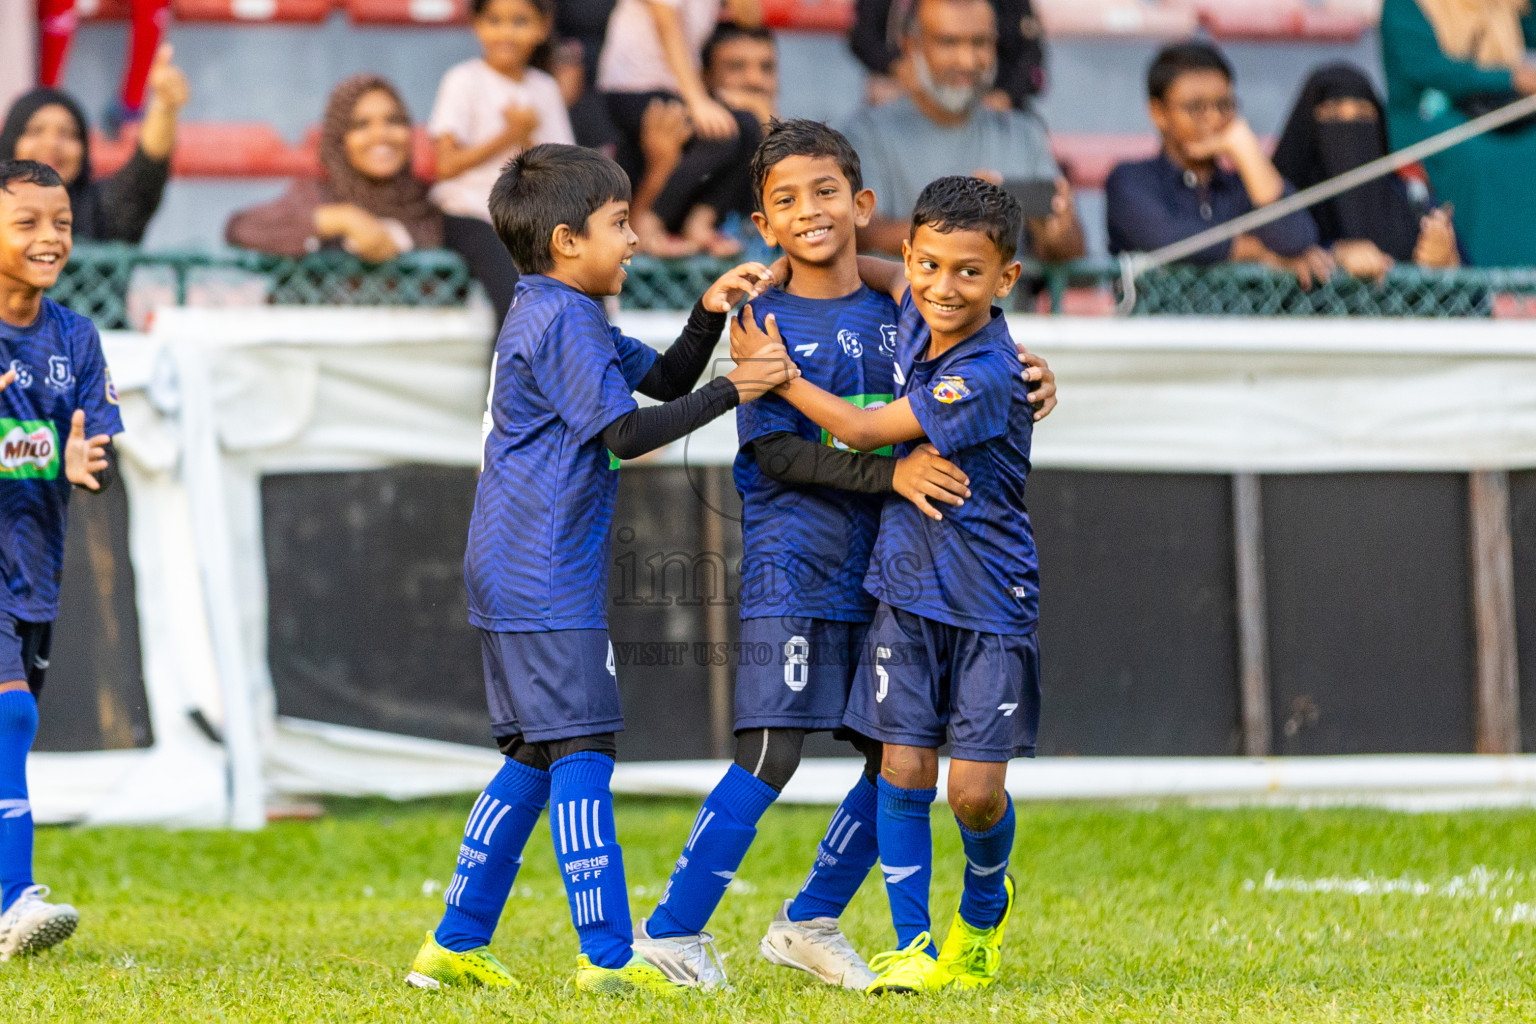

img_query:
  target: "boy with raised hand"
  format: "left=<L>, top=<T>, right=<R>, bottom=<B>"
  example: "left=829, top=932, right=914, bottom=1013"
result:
left=733, top=175, right=1042, bottom=995
left=403, top=143, right=797, bottom=996
left=632, top=122, right=1055, bottom=991
left=0, top=160, right=120, bottom=961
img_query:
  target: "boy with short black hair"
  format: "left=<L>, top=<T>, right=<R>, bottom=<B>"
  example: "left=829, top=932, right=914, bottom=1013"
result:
left=735, top=174, right=1042, bottom=994
left=632, top=122, right=1055, bottom=991
left=0, top=159, right=121, bottom=961
left=404, top=142, right=796, bottom=995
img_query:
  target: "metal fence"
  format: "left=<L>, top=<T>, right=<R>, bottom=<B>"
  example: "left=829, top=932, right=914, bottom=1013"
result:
left=51, top=245, right=1536, bottom=328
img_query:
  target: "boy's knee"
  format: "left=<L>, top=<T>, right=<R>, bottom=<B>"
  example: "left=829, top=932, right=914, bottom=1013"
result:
left=881, top=744, right=939, bottom=790
left=733, top=727, right=805, bottom=791
left=947, top=779, right=1008, bottom=832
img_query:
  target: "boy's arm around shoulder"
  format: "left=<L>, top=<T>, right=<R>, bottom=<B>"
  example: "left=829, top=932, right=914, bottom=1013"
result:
left=856, top=254, right=908, bottom=305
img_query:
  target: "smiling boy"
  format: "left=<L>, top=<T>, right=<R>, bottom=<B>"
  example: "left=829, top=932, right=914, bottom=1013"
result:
left=403, top=143, right=797, bottom=995
left=0, top=160, right=120, bottom=962
left=736, top=174, right=1042, bottom=994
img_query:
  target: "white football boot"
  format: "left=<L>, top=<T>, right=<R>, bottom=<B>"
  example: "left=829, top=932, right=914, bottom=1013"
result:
left=0, top=885, right=78, bottom=961
left=759, top=898, right=876, bottom=989
left=631, top=916, right=728, bottom=989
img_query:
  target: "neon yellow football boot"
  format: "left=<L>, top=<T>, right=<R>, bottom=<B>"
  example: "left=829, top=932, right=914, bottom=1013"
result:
left=404, top=931, right=520, bottom=990
left=573, top=952, right=688, bottom=996
left=866, top=931, right=942, bottom=995
left=934, top=873, right=1015, bottom=990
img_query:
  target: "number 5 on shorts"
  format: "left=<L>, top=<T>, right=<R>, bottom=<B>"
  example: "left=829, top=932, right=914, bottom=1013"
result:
left=875, top=645, right=891, bottom=703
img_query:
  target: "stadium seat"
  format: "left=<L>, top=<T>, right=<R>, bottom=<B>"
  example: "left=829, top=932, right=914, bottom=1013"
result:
left=1033, top=0, right=1199, bottom=39
left=73, top=0, right=136, bottom=18
left=1053, top=133, right=1159, bottom=190
left=344, top=0, right=468, bottom=24
left=172, top=0, right=335, bottom=22
left=1163, top=0, right=1369, bottom=40
left=93, top=122, right=314, bottom=177
left=761, top=0, right=855, bottom=32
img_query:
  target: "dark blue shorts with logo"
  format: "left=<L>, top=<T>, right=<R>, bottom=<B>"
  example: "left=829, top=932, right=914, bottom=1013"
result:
left=480, top=628, right=623, bottom=742
left=0, top=614, right=52, bottom=694
left=734, top=615, right=871, bottom=732
left=843, top=602, right=1040, bottom=762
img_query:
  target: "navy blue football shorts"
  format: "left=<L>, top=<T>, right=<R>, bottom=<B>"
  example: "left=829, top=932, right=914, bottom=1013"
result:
left=0, top=614, right=52, bottom=695
left=480, top=628, right=624, bottom=742
left=843, top=602, right=1040, bottom=762
left=734, top=616, right=870, bottom=732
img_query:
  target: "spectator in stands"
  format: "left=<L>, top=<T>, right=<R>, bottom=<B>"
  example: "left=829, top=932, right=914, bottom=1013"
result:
left=630, top=23, right=778, bottom=258
left=39, top=0, right=169, bottom=135
left=596, top=0, right=764, bottom=255
left=850, top=0, right=1046, bottom=110
left=1273, top=64, right=1460, bottom=281
left=429, top=0, right=575, bottom=326
left=1106, top=42, right=1331, bottom=287
left=1381, top=0, right=1536, bottom=266
left=225, top=75, right=442, bottom=264
left=0, top=44, right=188, bottom=244
left=842, top=0, right=1084, bottom=259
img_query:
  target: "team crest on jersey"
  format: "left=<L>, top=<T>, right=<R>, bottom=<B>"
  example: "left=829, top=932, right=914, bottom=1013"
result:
left=105, top=369, right=119, bottom=405
left=0, top=420, right=60, bottom=479
left=8, top=361, right=31, bottom=390
left=932, top=375, right=970, bottom=404
left=878, top=324, right=897, bottom=355
left=836, top=329, right=863, bottom=358
left=46, top=355, right=73, bottom=392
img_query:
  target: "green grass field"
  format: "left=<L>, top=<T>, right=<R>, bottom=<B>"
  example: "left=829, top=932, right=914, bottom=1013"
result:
left=3, top=796, right=1535, bottom=1022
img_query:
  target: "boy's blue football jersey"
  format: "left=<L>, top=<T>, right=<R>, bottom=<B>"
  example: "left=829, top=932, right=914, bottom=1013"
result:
left=734, top=285, right=899, bottom=622
left=0, top=298, right=124, bottom=622
left=864, top=289, right=1038, bottom=634
left=466, top=275, right=657, bottom=632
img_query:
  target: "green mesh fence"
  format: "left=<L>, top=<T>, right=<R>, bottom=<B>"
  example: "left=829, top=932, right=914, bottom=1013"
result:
left=48, top=245, right=1536, bottom=326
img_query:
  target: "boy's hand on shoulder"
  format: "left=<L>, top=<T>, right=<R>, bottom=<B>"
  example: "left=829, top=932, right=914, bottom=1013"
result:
left=727, top=309, right=799, bottom=401
left=704, top=262, right=775, bottom=313
left=894, top=443, right=969, bottom=521
left=1015, top=345, right=1056, bottom=421
left=65, top=410, right=111, bottom=491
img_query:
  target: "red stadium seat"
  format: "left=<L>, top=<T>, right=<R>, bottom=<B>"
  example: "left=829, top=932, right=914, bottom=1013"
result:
left=761, top=0, right=855, bottom=32
left=344, top=0, right=468, bottom=24
left=1052, top=133, right=1159, bottom=190
left=94, top=123, right=315, bottom=177
left=73, top=0, right=136, bottom=19
left=1034, top=0, right=1198, bottom=38
left=1164, top=0, right=1368, bottom=40
left=172, top=0, right=335, bottom=22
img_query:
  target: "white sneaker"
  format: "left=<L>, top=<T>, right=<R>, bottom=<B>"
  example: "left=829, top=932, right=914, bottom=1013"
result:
left=631, top=916, right=728, bottom=989
left=0, top=885, right=78, bottom=961
left=759, top=898, right=876, bottom=990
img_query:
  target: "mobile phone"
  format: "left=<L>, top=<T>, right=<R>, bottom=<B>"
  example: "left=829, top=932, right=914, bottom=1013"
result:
left=1001, top=179, right=1057, bottom=220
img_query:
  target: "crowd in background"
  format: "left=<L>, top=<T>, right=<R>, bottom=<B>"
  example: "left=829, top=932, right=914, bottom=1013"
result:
left=7, top=0, right=1536, bottom=318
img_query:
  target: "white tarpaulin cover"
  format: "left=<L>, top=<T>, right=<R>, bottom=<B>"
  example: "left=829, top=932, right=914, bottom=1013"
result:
left=36, top=308, right=1536, bottom=827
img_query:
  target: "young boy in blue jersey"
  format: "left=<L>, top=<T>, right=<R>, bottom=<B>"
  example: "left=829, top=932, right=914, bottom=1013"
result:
left=403, top=143, right=798, bottom=996
left=633, top=122, right=1056, bottom=991
left=735, top=175, right=1041, bottom=994
left=0, top=160, right=121, bottom=961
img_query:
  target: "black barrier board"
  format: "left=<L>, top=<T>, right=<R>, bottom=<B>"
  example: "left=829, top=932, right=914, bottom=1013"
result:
left=1262, top=473, right=1475, bottom=754
left=1027, top=471, right=1242, bottom=755
left=34, top=481, right=152, bottom=752
left=1511, top=471, right=1536, bottom=751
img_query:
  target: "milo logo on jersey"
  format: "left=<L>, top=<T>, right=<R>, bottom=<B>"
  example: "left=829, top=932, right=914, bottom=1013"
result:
left=822, top=394, right=894, bottom=456
left=0, top=419, right=61, bottom=479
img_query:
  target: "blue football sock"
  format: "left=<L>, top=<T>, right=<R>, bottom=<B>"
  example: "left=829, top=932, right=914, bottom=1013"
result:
left=876, top=777, right=936, bottom=953
left=648, top=763, right=778, bottom=938
left=0, top=690, right=38, bottom=914
left=550, top=752, right=632, bottom=968
left=957, top=795, right=1015, bottom=929
left=788, top=774, right=879, bottom=922
left=434, top=756, right=550, bottom=952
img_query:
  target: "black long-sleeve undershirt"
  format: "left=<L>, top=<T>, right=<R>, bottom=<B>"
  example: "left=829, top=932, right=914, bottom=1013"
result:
left=635, top=301, right=727, bottom=401
left=749, top=431, right=898, bottom=493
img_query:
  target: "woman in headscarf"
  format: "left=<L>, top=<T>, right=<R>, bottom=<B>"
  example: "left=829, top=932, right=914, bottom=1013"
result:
left=0, top=43, right=188, bottom=243
left=1380, top=0, right=1536, bottom=266
left=226, top=75, right=442, bottom=263
left=1273, top=64, right=1461, bottom=280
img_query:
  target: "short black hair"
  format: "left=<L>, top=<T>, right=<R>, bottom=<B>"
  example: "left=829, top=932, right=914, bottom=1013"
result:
left=702, top=21, right=775, bottom=73
left=1147, top=40, right=1233, bottom=101
left=749, top=118, right=862, bottom=212
left=910, top=175, right=1024, bottom=261
left=0, top=159, right=65, bottom=194
left=489, top=143, right=631, bottom=274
